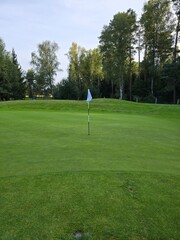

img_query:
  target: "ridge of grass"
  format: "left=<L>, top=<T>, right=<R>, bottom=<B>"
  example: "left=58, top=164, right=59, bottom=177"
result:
left=0, top=98, right=180, bottom=116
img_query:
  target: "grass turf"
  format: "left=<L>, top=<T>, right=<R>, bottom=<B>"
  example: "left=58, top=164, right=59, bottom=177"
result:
left=0, top=99, right=180, bottom=239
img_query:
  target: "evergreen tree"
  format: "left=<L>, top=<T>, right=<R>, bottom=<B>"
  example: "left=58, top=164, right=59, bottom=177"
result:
left=26, top=69, right=36, bottom=99
left=0, top=38, right=9, bottom=100
left=161, top=57, right=180, bottom=103
left=10, top=49, right=26, bottom=99
left=0, top=39, right=25, bottom=100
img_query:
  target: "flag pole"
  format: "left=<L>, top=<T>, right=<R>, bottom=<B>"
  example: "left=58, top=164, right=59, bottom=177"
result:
left=88, top=101, right=90, bottom=135
left=86, top=88, right=92, bottom=135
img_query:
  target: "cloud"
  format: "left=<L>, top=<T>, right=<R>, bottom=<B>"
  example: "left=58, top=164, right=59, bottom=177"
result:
left=0, top=0, right=146, bottom=81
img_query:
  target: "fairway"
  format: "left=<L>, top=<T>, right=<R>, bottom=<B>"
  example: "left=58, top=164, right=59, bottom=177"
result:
left=0, top=99, right=180, bottom=240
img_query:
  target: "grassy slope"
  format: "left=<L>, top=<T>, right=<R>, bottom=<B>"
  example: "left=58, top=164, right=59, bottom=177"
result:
left=0, top=98, right=180, bottom=115
left=0, top=99, right=180, bottom=240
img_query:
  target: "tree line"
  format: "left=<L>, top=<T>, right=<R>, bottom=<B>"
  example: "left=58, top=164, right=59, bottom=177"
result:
left=0, top=0, right=180, bottom=103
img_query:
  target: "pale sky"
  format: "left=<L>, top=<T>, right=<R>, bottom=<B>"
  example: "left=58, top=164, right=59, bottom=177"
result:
left=0, top=0, right=146, bottom=82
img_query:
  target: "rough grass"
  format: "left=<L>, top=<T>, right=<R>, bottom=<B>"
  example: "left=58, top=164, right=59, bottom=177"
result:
left=0, top=99, right=180, bottom=240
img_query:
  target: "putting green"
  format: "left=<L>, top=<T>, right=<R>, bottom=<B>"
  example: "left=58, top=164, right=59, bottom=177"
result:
left=0, top=99, right=179, bottom=240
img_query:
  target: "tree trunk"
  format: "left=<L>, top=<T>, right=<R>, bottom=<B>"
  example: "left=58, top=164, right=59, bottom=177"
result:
left=119, top=84, right=123, bottom=100
left=119, top=72, right=124, bottom=100
left=111, top=79, right=114, bottom=98
left=129, top=49, right=132, bottom=101
left=151, top=76, right=154, bottom=96
left=98, top=77, right=100, bottom=97
left=173, top=80, right=176, bottom=104
left=173, top=17, right=180, bottom=62
left=138, top=48, right=141, bottom=81
left=129, top=71, right=132, bottom=101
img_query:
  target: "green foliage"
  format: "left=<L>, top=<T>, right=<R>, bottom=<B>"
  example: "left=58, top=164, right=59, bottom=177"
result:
left=99, top=9, right=137, bottom=99
left=172, top=0, right=180, bottom=61
left=26, top=69, right=36, bottom=99
left=67, top=43, right=103, bottom=99
left=140, top=0, right=174, bottom=96
left=54, top=79, right=79, bottom=100
left=161, top=57, right=180, bottom=103
left=0, top=39, right=25, bottom=100
left=11, top=49, right=26, bottom=99
left=30, top=40, right=60, bottom=96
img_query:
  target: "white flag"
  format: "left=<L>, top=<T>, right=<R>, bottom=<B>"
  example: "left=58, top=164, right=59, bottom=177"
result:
left=86, top=89, right=92, bottom=102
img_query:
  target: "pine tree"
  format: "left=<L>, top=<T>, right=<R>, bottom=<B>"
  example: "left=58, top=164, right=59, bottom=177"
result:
left=11, top=49, right=26, bottom=99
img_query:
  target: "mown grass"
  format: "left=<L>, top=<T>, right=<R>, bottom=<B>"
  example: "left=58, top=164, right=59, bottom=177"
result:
left=0, top=99, right=180, bottom=240
left=0, top=99, right=179, bottom=116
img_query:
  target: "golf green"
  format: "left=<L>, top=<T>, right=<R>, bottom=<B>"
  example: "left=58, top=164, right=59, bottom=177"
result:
left=0, top=99, right=179, bottom=239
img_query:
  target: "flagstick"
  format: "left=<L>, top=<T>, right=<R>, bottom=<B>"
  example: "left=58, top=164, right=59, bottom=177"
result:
left=87, top=88, right=92, bottom=135
left=88, top=101, right=90, bottom=135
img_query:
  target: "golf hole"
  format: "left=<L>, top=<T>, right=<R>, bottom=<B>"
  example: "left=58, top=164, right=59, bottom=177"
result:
left=74, top=230, right=83, bottom=239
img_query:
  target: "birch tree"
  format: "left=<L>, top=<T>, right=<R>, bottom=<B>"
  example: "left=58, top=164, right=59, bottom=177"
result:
left=31, top=40, right=60, bottom=96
